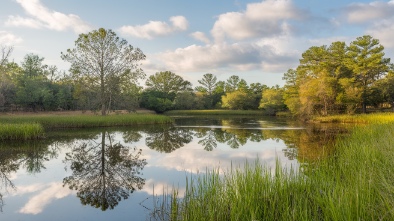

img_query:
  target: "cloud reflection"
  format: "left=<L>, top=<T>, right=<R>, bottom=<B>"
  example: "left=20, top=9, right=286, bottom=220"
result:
left=18, top=182, right=73, bottom=215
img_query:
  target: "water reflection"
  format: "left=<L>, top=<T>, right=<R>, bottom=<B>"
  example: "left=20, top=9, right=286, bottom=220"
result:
left=173, top=117, right=343, bottom=162
left=0, top=140, right=58, bottom=212
left=63, top=131, right=147, bottom=211
left=0, top=117, right=348, bottom=219
left=145, top=125, right=193, bottom=153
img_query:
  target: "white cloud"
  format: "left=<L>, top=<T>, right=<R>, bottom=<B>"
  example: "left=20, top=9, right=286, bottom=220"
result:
left=345, top=1, right=394, bottom=24
left=19, top=182, right=74, bottom=215
left=153, top=40, right=298, bottom=73
left=367, top=19, right=394, bottom=48
left=211, top=0, right=305, bottom=42
left=190, top=31, right=211, bottom=44
left=0, top=31, right=23, bottom=45
left=5, top=0, right=93, bottom=33
left=119, top=16, right=189, bottom=39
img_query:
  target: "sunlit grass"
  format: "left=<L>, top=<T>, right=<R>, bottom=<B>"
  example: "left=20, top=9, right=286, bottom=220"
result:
left=165, top=110, right=267, bottom=116
left=0, top=123, right=45, bottom=140
left=0, top=114, right=173, bottom=129
left=154, top=118, right=394, bottom=220
left=313, top=112, right=394, bottom=124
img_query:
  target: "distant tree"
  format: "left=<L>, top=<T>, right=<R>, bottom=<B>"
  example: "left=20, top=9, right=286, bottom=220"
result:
left=225, top=75, right=241, bottom=92
left=61, top=28, right=146, bottom=115
left=195, top=73, right=218, bottom=108
left=222, top=90, right=255, bottom=110
left=145, top=71, right=192, bottom=94
left=259, top=86, right=286, bottom=115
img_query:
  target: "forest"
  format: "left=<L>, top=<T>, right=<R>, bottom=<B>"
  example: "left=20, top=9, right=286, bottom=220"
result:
left=1, top=32, right=393, bottom=117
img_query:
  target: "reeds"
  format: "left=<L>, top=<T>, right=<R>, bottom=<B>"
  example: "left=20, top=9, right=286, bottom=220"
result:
left=313, top=112, right=394, bottom=124
left=0, top=123, right=45, bottom=140
left=0, top=114, right=173, bottom=129
left=156, top=119, right=394, bottom=220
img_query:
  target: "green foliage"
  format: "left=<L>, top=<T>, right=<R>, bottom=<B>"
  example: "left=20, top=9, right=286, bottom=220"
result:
left=146, top=71, right=192, bottom=94
left=259, top=86, right=286, bottom=115
left=140, top=90, right=176, bottom=113
left=61, top=28, right=146, bottom=115
left=346, top=35, right=391, bottom=113
left=283, top=35, right=392, bottom=117
left=221, top=90, right=253, bottom=110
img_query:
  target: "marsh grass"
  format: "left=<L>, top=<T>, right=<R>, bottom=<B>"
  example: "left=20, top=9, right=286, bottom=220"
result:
left=313, top=112, right=394, bottom=124
left=0, top=114, right=173, bottom=129
left=165, top=110, right=267, bottom=116
left=0, top=123, right=45, bottom=140
left=155, top=118, right=394, bottom=220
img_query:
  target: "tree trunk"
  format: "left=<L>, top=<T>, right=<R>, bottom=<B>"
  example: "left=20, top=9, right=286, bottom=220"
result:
left=101, top=75, right=106, bottom=116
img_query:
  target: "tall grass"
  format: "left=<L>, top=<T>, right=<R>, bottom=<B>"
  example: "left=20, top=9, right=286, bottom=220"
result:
left=0, top=114, right=173, bottom=129
left=165, top=110, right=267, bottom=116
left=313, top=112, right=394, bottom=124
left=155, top=118, right=394, bottom=220
left=0, top=123, right=45, bottom=140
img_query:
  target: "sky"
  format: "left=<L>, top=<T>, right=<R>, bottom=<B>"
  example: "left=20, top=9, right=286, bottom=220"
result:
left=1, top=0, right=394, bottom=87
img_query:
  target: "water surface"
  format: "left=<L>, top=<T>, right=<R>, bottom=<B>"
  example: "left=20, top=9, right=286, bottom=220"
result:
left=0, top=116, right=341, bottom=220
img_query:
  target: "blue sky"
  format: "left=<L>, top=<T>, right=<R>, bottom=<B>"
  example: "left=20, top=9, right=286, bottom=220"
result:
left=1, top=0, right=393, bottom=87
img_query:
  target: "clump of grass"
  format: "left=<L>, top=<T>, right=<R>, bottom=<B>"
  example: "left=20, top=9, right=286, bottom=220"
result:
left=165, top=110, right=267, bottom=116
left=0, top=114, right=173, bottom=129
left=156, top=120, right=394, bottom=220
left=313, top=113, right=394, bottom=124
left=0, top=123, right=45, bottom=140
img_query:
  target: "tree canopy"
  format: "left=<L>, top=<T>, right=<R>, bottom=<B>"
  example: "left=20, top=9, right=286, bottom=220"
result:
left=61, top=28, right=146, bottom=115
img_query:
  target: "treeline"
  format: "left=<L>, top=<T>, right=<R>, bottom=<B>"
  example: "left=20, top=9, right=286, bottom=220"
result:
left=1, top=35, right=393, bottom=116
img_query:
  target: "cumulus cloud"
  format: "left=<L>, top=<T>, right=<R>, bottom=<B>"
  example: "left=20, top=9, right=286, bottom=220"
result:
left=119, top=16, right=189, bottom=39
left=0, top=31, right=23, bottom=45
left=345, top=1, right=394, bottom=24
left=190, top=31, right=211, bottom=44
left=211, top=0, right=306, bottom=42
left=154, top=41, right=298, bottom=73
left=5, top=0, right=93, bottom=33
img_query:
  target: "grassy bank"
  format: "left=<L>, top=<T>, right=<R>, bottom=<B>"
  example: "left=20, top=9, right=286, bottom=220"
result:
left=0, top=114, right=173, bottom=129
left=165, top=110, right=267, bottom=116
left=0, top=123, right=45, bottom=140
left=312, top=112, right=394, bottom=124
left=155, top=116, right=394, bottom=220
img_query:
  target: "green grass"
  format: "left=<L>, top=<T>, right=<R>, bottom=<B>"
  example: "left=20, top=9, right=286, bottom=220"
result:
left=154, top=116, right=394, bottom=220
left=0, top=114, right=173, bottom=129
left=313, top=112, right=394, bottom=124
left=165, top=110, right=267, bottom=116
left=0, top=123, right=45, bottom=140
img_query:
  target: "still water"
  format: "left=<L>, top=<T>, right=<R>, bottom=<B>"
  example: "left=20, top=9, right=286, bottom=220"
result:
left=0, top=116, right=341, bottom=220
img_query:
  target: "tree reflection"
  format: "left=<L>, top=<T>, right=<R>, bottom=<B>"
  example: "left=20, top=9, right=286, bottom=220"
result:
left=0, top=147, right=18, bottom=212
left=145, top=126, right=193, bottom=153
left=63, top=131, right=147, bottom=210
left=196, top=129, right=217, bottom=151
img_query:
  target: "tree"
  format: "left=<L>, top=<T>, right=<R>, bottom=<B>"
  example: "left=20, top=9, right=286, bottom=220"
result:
left=61, top=28, right=146, bottom=115
left=145, top=71, right=192, bottom=94
left=195, top=73, right=217, bottom=95
left=195, top=73, right=218, bottom=108
left=225, top=75, right=241, bottom=92
left=346, top=35, right=391, bottom=113
left=259, top=86, right=286, bottom=115
left=222, top=90, right=254, bottom=110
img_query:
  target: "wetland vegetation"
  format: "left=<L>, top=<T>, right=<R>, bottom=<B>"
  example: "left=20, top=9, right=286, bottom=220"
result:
left=153, top=114, right=394, bottom=220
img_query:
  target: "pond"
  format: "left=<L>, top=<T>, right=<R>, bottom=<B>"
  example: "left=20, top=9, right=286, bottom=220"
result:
left=0, top=116, right=344, bottom=221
